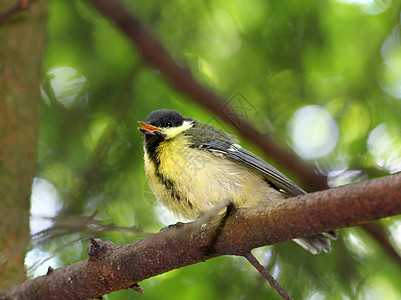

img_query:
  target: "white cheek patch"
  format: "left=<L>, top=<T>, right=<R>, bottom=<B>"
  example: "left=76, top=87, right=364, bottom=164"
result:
left=163, top=120, right=194, bottom=139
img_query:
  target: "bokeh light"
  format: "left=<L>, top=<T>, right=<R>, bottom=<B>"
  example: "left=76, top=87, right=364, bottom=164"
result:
left=288, top=105, right=339, bottom=160
left=41, top=66, right=89, bottom=109
left=30, top=178, right=62, bottom=235
left=367, top=123, right=401, bottom=173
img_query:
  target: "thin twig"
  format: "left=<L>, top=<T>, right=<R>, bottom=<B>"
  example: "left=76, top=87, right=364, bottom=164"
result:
left=27, top=236, right=87, bottom=274
left=243, top=252, right=292, bottom=300
left=30, top=214, right=150, bottom=248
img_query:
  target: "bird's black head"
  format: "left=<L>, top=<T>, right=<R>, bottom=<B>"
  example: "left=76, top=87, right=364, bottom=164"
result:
left=145, top=109, right=184, bottom=128
left=138, top=110, right=194, bottom=162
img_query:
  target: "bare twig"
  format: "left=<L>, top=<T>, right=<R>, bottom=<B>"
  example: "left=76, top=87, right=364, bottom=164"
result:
left=30, top=214, right=149, bottom=248
left=27, top=236, right=87, bottom=274
left=243, top=252, right=292, bottom=300
left=25, top=214, right=150, bottom=274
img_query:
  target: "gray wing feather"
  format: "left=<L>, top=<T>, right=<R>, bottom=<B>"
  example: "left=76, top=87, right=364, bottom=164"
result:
left=200, top=139, right=306, bottom=197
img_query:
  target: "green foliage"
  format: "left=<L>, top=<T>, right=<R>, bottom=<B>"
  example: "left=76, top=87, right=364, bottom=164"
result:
left=28, top=0, right=401, bottom=298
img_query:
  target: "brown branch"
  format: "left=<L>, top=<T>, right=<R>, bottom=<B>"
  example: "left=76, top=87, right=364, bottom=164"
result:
left=2, top=173, right=401, bottom=299
left=0, top=0, right=39, bottom=25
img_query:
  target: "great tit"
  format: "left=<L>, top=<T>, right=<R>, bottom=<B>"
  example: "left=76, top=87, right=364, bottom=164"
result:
left=138, top=109, right=336, bottom=254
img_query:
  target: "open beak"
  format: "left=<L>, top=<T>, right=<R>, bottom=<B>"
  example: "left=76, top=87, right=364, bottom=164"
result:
left=138, top=121, right=161, bottom=136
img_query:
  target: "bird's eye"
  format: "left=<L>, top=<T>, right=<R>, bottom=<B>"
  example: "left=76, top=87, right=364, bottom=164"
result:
left=165, top=121, right=173, bottom=127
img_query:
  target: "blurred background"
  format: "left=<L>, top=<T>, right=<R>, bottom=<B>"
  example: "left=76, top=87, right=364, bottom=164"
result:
left=4, top=0, right=401, bottom=299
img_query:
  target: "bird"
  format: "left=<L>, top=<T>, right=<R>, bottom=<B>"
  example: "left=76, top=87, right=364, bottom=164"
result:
left=138, top=109, right=336, bottom=254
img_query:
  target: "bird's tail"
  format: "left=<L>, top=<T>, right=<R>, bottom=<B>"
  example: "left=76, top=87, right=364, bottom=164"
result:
left=294, top=231, right=338, bottom=254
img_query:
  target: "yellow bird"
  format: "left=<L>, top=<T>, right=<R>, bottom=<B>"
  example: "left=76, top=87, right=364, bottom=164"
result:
left=139, top=109, right=336, bottom=254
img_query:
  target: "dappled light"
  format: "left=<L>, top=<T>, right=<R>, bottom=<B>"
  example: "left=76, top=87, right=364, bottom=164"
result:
left=336, top=0, right=391, bottom=15
left=200, top=10, right=242, bottom=59
left=288, top=105, right=339, bottom=160
left=30, top=178, right=62, bottom=235
left=367, top=123, right=401, bottom=173
left=25, top=248, right=62, bottom=279
left=380, top=23, right=401, bottom=99
left=389, top=221, right=401, bottom=252
left=380, top=59, right=401, bottom=98
left=154, top=203, right=181, bottom=226
left=41, top=66, right=89, bottom=110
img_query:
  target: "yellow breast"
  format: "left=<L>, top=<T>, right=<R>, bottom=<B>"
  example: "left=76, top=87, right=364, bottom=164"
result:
left=144, top=134, right=285, bottom=220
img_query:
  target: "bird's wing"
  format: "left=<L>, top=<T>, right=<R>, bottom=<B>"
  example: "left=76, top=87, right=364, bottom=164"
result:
left=199, top=139, right=306, bottom=197
left=199, top=139, right=338, bottom=254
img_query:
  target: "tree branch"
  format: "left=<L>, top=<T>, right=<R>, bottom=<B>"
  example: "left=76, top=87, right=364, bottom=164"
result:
left=2, top=173, right=400, bottom=299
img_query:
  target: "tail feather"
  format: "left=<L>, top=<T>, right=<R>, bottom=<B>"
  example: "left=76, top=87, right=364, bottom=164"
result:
left=294, top=231, right=337, bottom=254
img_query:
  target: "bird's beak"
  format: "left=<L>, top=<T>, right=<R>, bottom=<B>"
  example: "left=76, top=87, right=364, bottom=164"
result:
left=138, top=121, right=161, bottom=136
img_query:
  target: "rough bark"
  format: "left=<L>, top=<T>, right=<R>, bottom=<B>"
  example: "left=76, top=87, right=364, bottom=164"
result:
left=1, top=173, right=400, bottom=300
left=0, top=0, right=46, bottom=289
